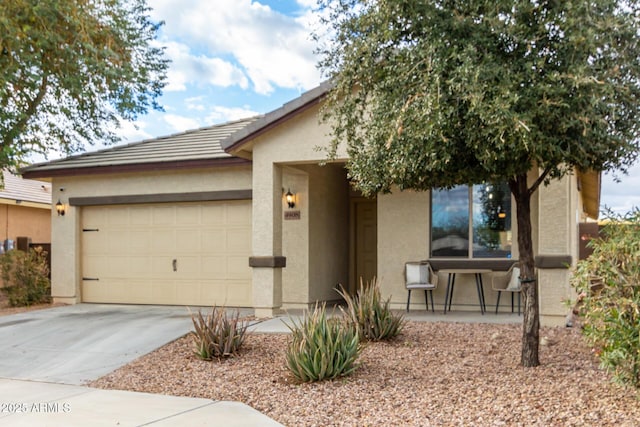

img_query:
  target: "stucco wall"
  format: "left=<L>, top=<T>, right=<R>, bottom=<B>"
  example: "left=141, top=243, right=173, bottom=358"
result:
left=378, top=187, right=523, bottom=312
left=247, top=106, right=348, bottom=164
left=377, top=189, right=430, bottom=308
left=248, top=102, right=350, bottom=314
left=0, top=204, right=51, bottom=244
left=307, top=164, right=349, bottom=303
left=281, top=168, right=310, bottom=306
left=374, top=174, right=580, bottom=318
left=536, top=174, right=578, bottom=326
left=265, top=165, right=349, bottom=308
left=282, top=164, right=351, bottom=308
left=0, top=204, right=51, bottom=289
left=50, top=166, right=252, bottom=304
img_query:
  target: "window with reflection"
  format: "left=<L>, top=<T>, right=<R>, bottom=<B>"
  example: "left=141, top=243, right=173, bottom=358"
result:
left=431, top=183, right=512, bottom=258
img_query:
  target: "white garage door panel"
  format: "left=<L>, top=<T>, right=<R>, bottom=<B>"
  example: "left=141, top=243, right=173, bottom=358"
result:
left=82, top=201, right=252, bottom=306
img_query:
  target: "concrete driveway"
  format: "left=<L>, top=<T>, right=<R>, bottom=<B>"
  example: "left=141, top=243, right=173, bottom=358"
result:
left=0, top=304, right=197, bottom=385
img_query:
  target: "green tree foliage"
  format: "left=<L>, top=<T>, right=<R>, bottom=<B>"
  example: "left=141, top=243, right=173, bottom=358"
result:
left=0, top=0, right=169, bottom=169
left=316, top=0, right=640, bottom=367
left=571, top=210, right=640, bottom=388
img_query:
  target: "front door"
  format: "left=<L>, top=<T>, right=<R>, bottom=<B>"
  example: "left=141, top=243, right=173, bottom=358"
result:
left=355, top=200, right=377, bottom=289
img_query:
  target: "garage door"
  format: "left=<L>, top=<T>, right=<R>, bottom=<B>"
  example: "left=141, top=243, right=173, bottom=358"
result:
left=81, top=200, right=252, bottom=306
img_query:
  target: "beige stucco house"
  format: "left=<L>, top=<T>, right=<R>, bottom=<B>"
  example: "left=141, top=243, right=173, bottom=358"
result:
left=0, top=170, right=51, bottom=246
left=22, top=82, right=599, bottom=326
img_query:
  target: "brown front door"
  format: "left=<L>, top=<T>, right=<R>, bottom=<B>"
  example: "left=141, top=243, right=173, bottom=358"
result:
left=355, top=200, right=377, bottom=288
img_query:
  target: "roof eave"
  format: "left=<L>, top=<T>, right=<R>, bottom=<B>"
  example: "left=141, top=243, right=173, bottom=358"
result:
left=578, top=169, right=601, bottom=220
left=21, top=157, right=251, bottom=180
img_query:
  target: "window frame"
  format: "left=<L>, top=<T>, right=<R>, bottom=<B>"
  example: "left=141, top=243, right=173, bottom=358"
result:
left=429, top=184, right=513, bottom=259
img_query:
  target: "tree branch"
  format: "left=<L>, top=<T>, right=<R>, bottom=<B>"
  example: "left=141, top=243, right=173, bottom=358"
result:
left=528, top=166, right=553, bottom=196
left=2, top=73, right=49, bottom=149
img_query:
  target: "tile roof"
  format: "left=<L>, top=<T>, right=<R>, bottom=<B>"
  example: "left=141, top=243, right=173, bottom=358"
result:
left=222, top=81, right=332, bottom=153
left=21, top=116, right=260, bottom=178
left=0, top=170, right=51, bottom=205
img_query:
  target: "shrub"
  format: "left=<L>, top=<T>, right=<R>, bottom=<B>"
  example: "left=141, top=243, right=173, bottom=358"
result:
left=571, top=209, right=640, bottom=388
left=190, top=306, right=250, bottom=360
left=336, top=278, right=405, bottom=341
left=285, top=303, right=360, bottom=382
left=0, top=247, right=51, bottom=307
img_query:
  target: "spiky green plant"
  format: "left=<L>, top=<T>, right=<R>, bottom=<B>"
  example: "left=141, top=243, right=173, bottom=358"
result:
left=190, top=306, right=250, bottom=360
left=285, top=303, right=360, bottom=382
left=336, top=278, right=405, bottom=341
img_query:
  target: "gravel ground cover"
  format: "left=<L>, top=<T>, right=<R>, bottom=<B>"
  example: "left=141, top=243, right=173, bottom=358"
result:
left=91, top=321, right=640, bottom=426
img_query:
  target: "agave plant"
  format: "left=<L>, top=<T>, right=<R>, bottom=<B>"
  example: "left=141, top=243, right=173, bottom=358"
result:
left=190, top=306, right=250, bottom=360
left=336, top=278, right=405, bottom=341
left=285, top=303, right=360, bottom=382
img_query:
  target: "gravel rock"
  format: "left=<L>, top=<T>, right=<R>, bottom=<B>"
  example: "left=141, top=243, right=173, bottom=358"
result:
left=91, top=322, right=640, bottom=426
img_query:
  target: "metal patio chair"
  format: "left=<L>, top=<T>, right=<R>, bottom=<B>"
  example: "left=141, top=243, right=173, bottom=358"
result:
left=405, top=261, right=438, bottom=312
left=492, top=263, right=521, bottom=315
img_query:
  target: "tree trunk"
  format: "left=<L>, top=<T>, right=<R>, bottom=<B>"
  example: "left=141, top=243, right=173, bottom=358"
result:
left=510, top=174, right=540, bottom=367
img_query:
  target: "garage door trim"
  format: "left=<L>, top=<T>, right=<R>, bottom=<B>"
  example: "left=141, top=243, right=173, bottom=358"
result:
left=70, top=189, right=252, bottom=206
left=81, top=200, right=253, bottom=306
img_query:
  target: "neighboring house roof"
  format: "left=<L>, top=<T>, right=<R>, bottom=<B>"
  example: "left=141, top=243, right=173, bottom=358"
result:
left=0, top=170, right=51, bottom=208
left=21, top=117, right=260, bottom=179
left=221, top=81, right=333, bottom=158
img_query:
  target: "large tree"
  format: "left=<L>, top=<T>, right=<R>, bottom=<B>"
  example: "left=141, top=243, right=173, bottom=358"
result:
left=317, top=0, right=640, bottom=367
left=0, top=0, right=169, bottom=169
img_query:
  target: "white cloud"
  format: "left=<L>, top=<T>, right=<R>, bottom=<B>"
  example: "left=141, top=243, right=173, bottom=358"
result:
left=601, top=161, right=640, bottom=216
left=148, top=0, right=321, bottom=95
left=296, top=0, right=319, bottom=8
left=159, top=41, right=249, bottom=92
left=163, top=114, right=201, bottom=132
left=115, top=119, right=154, bottom=143
left=205, top=106, right=260, bottom=124
left=185, top=96, right=206, bottom=111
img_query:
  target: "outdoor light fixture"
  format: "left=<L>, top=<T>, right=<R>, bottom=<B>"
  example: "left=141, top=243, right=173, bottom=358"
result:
left=497, top=206, right=506, bottom=219
left=285, top=189, right=295, bottom=209
left=56, top=199, right=65, bottom=216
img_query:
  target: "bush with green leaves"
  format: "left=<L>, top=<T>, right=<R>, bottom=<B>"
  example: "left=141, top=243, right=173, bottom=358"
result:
left=0, top=247, right=50, bottom=307
left=190, top=306, right=250, bottom=360
left=336, top=278, right=405, bottom=341
left=571, top=209, right=640, bottom=388
left=285, top=303, right=360, bottom=382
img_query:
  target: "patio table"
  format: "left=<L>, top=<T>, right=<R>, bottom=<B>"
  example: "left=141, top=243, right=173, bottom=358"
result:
left=439, top=269, right=492, bottom=315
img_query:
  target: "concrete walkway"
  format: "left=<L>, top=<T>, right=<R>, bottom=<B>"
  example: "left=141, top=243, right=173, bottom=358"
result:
left=0, top=378, right=283, bottom=426
left=0, top=304, right=521, bottom=426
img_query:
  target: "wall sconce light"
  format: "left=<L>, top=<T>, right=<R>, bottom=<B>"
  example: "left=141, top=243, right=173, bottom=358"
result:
left=56, top=199, right=66, bottom=216
left=285, top=188, right=296, bottom=209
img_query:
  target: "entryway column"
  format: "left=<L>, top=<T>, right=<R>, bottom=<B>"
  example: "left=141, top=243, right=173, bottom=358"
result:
left=536, top=175, right=576, bottom=326
left=51, top=189, right=81, bottom=304
left=250, top=161, right=284, bottom=317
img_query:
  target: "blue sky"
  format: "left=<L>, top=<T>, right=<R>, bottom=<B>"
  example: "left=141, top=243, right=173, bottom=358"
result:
left=115, top=0, right=322, bottom=141
left=108, top=0, right=638, bottom=216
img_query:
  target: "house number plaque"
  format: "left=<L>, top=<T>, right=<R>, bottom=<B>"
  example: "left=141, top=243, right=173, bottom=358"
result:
left=284, top=210, right=301, bottom=220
